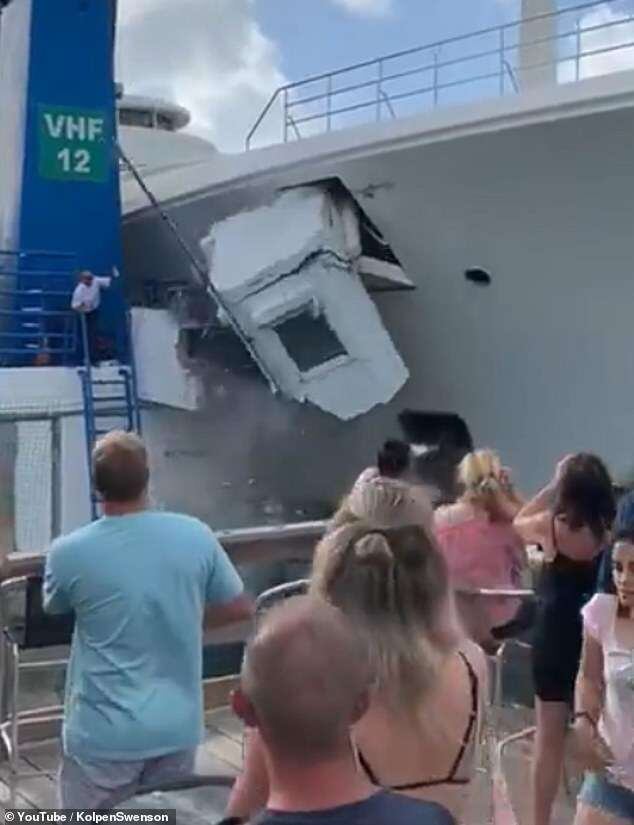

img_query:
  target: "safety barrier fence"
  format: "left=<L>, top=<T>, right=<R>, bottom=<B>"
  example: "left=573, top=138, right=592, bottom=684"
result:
left=246, top=0, right=634, bottom=148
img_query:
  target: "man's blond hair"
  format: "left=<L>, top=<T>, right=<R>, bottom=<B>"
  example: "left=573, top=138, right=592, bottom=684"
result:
left=92, top=431, right=149, bottom=503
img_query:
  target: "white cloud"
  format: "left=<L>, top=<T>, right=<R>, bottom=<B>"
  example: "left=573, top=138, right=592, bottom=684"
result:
left=329, top=0, right=393, bottom=17
left=116, top=0, right=287, bottom=152
left=559, top=4, right=634, bottom=82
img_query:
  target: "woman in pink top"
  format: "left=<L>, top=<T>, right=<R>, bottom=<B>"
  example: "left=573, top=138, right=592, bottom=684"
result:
left=572, top=530, right=634, bottom=824
left=434, top=449, right=526, bottom=649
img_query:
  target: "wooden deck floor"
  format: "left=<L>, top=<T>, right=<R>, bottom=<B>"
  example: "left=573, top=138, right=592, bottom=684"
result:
left=0, top=705, right=576, bottom=824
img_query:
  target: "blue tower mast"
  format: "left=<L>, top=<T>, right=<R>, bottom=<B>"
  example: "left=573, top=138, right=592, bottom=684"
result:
left=0, top=0, right=140, bottom=520
left=0, top=0, right=126, bottom=364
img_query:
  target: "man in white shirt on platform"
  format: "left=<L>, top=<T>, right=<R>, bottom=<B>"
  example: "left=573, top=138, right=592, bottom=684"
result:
left=71, top=269, right=115, bottom=364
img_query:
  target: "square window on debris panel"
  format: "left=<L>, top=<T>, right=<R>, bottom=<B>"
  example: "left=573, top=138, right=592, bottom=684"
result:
left=273, top=309, right=348, bottom=373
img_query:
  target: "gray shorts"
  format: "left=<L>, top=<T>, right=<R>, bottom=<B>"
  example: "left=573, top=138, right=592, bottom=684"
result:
left=59, top=748, right=196, bottom=809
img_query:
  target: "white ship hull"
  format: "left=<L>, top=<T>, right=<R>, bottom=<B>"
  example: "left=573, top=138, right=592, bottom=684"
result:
left=114, top=68, right=634, bottom=530
left=3, top=0, right=634, bottom=557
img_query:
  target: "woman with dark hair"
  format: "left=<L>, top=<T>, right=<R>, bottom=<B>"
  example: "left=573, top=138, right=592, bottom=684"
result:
left=377, top=439, right=411, bottom=479
left=352, top=439, right=412, bottom=493
left=596, top=488, right=634, bottom=595
left=514, top=454, right=616, bottom=825
left=571, top=527, right=634, bottom=825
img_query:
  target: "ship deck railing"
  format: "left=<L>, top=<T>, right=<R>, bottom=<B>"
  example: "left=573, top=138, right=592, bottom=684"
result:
left=0, top=518, right=537, bottom=718
left=0, top=521, right=578, bottom=822
left=246, top=0, right=634, bottom=149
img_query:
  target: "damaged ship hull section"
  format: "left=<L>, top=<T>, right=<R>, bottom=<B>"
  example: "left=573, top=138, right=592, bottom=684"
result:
left=201, top=185, right=409, bottom=420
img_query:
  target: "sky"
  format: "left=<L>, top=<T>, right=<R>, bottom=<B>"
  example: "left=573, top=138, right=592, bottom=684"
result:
left=115, top=0, right=634, bottom=152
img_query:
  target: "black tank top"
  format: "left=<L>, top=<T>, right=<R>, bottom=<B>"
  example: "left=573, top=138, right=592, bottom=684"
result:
left=538, top=518, right=599, bottom=611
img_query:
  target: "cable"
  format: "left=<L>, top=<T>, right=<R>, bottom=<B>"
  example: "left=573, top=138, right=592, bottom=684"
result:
left=116, top=142, right=279, bottom=394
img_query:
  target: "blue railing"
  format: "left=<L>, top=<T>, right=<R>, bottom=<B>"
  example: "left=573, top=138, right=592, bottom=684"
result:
left=246, top=0, right=634, bottom=148
left=0, top=250, right=78, bottom=367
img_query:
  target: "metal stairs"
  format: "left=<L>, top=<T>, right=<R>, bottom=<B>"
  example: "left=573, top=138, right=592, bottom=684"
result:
left=0, top=248, right=142, bottom=520
left=0, top=249, right=77, bottom=366
left=3, top=287, right=76, bottom=363
left=78, top=315, right=142, bottom=520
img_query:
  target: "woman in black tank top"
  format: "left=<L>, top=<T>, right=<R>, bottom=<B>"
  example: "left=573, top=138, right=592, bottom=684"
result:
left=533, top=545, right=600, bottom=705
left=515, top=454, right=615, bottom=825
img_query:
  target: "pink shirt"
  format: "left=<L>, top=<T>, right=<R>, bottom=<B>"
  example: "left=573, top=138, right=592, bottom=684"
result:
left=435, top=503, right=525, bottom=628
left=582, top=594, right=634, bottom=792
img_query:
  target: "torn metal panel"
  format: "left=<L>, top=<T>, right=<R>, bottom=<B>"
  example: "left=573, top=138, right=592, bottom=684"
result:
left=131, top=308, right=204, bottom=410
left=201, top=185, right=409, bottom=420
left=202, top=186, right=361, bottom=302
left=358, top=255, right=415, bottom=292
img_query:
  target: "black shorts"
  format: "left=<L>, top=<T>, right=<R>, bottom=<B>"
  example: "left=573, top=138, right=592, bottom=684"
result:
left=532, top=602, right=583, bottom=704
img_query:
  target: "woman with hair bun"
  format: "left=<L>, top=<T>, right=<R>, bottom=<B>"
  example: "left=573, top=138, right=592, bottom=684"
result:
left=226, top=480, right=485, bottom=824
left=311, top=522, right=485, bottom=822
left=434, top=449, right=526, bottom=648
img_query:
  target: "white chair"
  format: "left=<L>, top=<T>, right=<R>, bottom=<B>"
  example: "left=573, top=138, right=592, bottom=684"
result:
left=462, top=588, right=536, bottom=707
left=0, top=575, right=72, bottom=805
left=254, top=579, right=309, bottom=620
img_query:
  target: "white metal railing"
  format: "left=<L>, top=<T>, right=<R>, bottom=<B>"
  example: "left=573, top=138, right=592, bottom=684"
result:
left=0, top=519, right=327, bottom=580
left=246, top=0, right=634, bottom=149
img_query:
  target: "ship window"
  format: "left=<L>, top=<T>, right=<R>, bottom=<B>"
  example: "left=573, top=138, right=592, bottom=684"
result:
left=119, top=109, right=154, bottom=129
left=156, top=113, right=175, bottom=131
left=274, top=309, right=347, bottom=372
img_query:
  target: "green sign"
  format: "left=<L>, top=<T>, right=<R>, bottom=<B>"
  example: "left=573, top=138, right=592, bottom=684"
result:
left=38, top=105, right=110, bottom=183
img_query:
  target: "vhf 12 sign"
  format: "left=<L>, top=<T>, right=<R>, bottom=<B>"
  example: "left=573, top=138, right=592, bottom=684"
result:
left=39, top=105, right=111, bottom=183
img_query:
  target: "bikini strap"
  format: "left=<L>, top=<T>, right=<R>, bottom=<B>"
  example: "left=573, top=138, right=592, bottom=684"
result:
left=445, top=651, right=479, bottom=781
left=357, top=748, right=380, bottom=785
left=356, top=650, right=480, bottom=790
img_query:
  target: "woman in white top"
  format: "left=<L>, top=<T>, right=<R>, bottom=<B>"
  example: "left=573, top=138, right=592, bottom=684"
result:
left=572, top=529, right=634, bottom=824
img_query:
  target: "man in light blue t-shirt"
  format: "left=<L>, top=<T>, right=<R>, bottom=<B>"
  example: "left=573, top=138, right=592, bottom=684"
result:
left=43, top=431, right=252, bottom=809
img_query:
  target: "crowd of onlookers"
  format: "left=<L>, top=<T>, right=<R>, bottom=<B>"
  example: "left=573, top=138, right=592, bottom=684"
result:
left=42, top=431, right=634, bottom=824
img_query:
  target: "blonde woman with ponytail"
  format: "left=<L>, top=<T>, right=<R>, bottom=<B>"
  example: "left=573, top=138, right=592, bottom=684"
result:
left=226, top=486, right=486, bottom=824
left=311, top=523, right=485, bottom=822
left=434, top=449, right=526, bottom=648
